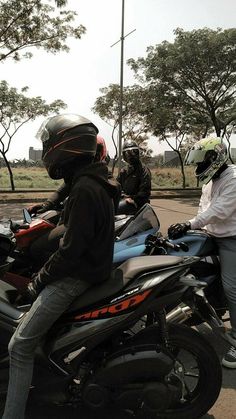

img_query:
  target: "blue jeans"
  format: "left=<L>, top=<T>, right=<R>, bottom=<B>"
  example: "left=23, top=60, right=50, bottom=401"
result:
left=215, top=236, right=236, bottom=337
left=2, top=277, right=90, bottom=419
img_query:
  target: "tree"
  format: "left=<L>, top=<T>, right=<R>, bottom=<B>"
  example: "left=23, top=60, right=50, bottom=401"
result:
left=0, top=81, right=66, bottom=190
left=92, top=83, right=151, bottom=172
left=128, top=28, right=236, bottom=138
left=0, top=0, right=87, bottom=189
left=0, top=0, right=86, bottom=62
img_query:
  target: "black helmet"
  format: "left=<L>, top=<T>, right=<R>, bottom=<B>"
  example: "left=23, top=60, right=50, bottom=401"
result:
left=122, top=139, right=140, bottom=164
left=36, top=114, right=98, bottom=179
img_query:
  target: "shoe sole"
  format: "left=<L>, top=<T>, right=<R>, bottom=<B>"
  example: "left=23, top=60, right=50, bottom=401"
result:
left=222, top=359, right=236, bottom=368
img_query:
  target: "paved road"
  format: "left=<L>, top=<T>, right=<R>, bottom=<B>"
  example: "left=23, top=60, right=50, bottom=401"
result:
left=0, top=198, right=235, bottom=418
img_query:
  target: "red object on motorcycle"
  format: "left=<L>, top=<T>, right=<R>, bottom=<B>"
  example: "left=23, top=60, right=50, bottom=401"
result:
left=3, top=271, right=30, bottom=291
left=15, top=219, right=55, bottom=250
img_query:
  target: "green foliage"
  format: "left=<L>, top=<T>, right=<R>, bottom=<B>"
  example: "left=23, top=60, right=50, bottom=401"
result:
left=92, top=83, right=151, bottom=153
left=0, top=0, right=86, bottom=62
left=0, top=80, right=66, bottom=189
left=128, top=27, right=236, bottom=138
left=0, top=0, right=87, bottom=190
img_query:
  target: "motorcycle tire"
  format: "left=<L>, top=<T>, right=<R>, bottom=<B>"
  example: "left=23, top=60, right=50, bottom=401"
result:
left=134, top=323, right=222, bottom=419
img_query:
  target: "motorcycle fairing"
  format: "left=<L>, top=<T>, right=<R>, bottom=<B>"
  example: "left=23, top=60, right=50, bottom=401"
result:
left=48, top=261, right=195, bottom=372
left=168, top=230, right=218, bottom=257
left=66, top=255, right=187, bottom=317
left=73, top=289, right=152, bottom=321
left=15, top=218, right=54, bottom=250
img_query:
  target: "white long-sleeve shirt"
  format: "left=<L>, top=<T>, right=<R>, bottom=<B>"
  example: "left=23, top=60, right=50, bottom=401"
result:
left=189, top=165, right=236, bottom=237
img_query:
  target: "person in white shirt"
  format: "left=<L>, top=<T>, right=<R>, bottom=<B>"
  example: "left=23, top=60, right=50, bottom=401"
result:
left=168, top=137, right=236, bottom=369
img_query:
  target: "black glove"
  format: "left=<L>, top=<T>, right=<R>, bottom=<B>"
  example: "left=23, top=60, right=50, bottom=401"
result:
left=25, top=274, right=45, bottom=303
left=168, top=222, right=191, bottom=240
left=27, top=201, right=54, bottom=215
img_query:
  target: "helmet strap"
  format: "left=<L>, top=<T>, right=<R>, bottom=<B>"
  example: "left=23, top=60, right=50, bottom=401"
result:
left=212, top=163, right=228, bottom=180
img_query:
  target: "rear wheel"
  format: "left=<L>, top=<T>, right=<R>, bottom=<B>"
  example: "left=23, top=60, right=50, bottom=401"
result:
left=135, top=324, right=222, bottom=419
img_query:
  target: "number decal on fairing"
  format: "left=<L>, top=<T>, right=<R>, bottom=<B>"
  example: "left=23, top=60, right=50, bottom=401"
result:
left=74, top=289, right=151, bottom=320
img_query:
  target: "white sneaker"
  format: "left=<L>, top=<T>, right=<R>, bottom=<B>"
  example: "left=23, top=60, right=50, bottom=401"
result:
left=222, top=346, right=236, bottom=368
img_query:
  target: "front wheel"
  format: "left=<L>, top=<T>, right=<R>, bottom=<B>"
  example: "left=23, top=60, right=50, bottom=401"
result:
left=137, top=324, right=222, bottom=419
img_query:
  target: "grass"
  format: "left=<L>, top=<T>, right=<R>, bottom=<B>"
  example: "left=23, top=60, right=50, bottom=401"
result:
left=151, top=167, right=197, bottom=188
left=0, top=166, right=198, bottom=190
left=0, top=167, right=62, bottom=189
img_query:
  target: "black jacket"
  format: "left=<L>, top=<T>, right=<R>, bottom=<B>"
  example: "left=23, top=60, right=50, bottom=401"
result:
left=48, top=167, right=121, bottom=215
left=38, top=162, right=119, bottom=284
left=117, top=161, right=151, bottom=208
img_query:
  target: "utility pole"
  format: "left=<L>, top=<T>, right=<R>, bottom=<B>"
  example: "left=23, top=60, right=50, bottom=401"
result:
left=111, top=0, right=136, bottom=174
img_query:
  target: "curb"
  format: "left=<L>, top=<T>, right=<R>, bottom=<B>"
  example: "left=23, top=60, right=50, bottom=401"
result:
left=0, top=191, right=202, bottom=204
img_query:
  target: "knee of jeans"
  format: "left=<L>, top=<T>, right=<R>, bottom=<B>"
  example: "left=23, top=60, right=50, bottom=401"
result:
left=8, top=334, right=18, bottom=355
left=8, top=333, right=34, bottom=358
left=223, top=280, right=236, bottom=301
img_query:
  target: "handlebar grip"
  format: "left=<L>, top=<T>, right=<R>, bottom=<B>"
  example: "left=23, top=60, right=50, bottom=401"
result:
left=164, top=240, right=180, bottom=251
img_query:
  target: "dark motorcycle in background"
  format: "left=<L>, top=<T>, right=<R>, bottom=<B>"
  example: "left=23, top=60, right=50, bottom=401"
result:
left=0, top=227, right=222, bottom=418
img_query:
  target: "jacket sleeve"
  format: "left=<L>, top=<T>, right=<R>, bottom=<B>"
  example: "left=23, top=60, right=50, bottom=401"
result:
left=108, top=175, right=122, bottom=214
left=133, top=166, right=151, bottom=205
left=47, top=182, right=71, bottom=207
left=38, top=186, right=95, bottom=284
left=116, top=170, right=124, bottom=190
left=190, top=179, right=236, bottom=229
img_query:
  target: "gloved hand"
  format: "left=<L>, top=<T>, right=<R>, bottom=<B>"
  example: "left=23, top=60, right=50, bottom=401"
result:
left=25, top=274, right=45, bottom=303
left=27, top=201, right=54, bottom=215
left=168, top=222, right=191, bottom=240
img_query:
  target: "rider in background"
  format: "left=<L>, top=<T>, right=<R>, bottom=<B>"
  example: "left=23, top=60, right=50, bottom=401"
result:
left=168, top=137, right=236, bottom=369
left=117, top=139, right=151, bottom=215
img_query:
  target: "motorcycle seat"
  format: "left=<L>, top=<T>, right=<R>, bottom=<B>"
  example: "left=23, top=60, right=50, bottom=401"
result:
left=119, top=255, right=185, bottom=280
left=68, top=268, right=126, bottom=312
left=67, top=255, right=184, bottom=313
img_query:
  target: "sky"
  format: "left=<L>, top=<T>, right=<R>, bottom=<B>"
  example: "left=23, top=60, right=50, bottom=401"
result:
left=2, top=0, right=236, bottom=160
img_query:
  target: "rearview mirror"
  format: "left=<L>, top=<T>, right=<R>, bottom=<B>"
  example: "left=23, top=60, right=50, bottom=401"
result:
left=23, top=208, right=32, bottom=224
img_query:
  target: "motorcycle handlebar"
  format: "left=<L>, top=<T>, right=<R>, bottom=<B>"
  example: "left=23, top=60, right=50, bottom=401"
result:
left=145, top=234, right=189, bottom=254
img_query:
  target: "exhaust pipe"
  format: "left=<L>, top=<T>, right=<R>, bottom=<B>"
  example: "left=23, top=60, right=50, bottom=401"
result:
left=166, top=305, right=193, bottom=324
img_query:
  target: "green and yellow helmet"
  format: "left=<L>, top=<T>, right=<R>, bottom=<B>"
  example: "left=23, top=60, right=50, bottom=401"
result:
left=184, top=137, right=228, bottom=184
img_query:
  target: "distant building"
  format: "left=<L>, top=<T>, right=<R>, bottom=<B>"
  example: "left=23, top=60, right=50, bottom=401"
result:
left=164, top=150, right=178, bottom=163
left=29, top=147, right=42, bottom=161
left=163, top=150, right=180, bottom=167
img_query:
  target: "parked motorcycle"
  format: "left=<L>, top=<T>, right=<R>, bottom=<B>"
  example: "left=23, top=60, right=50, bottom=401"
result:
left=0, top=234, right=222, bottom=418
left=0, top=204, right=160, bottom=290
left=144, top=231, right=227, bottom=334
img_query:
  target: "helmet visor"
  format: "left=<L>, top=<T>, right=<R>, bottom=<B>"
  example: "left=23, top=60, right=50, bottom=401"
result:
left=35, top=117, right=51, bottom=143
left=123, top=148, right=139, bottom=161
left=184, top=148, right=207, bottom=166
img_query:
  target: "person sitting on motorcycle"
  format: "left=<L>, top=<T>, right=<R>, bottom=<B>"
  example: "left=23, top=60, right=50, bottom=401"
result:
left=28, top=134, right=121, bottom=270
left=167, top=137, right=236, bottom=369
left=2, top=114, right=119, bottom=419
left=116, top=139, right=151, bottom=215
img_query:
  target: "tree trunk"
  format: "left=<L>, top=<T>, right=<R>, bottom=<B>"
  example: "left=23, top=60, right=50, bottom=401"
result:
left=177, top=151, right=186, bottom=188
left=2, top=153, right=15, bottom=191
left=225, top=137, right=234, bottom=164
